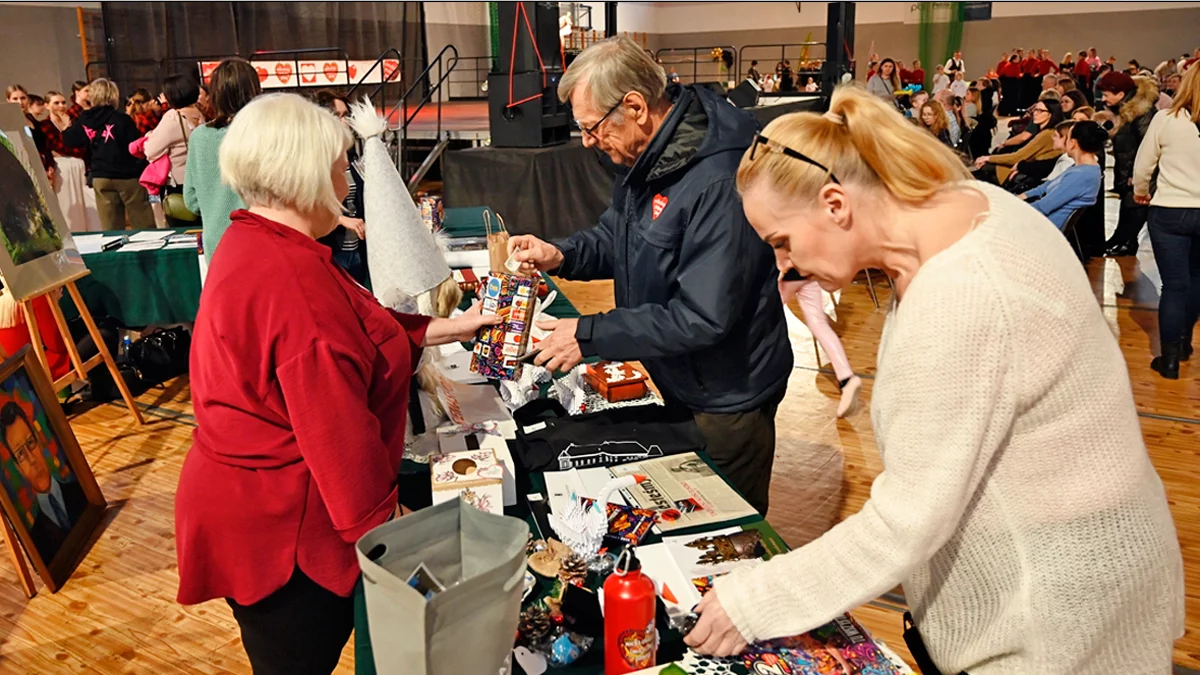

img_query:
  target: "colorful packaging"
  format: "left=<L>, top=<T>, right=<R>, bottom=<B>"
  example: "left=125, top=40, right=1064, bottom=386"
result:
left=418, top=194, right=443, bottom=232
left=470, top=272, right=537, bottom=381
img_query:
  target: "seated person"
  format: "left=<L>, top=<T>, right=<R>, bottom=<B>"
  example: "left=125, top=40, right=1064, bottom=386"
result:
left=974, top=99, right=1064, bottom=184
left=1020, top=121, right=1106, bottom=229
left=905, top=90, right=930, bottom=120
left=918, top=101, right=953, bottom=146
left=1011, top=121, right=1077, bottom=188
left=1043, top=121, right=1078, bottom=180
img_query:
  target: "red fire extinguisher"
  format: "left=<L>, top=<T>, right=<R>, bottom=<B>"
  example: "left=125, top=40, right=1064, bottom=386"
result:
left=604, top=547, right=658, bottom=675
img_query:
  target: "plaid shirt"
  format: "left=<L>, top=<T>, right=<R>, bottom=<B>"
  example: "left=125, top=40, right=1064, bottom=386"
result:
left=37, top=117, right=87, bottom=160
left=67, top=103, right=84, bottom=120
left=131, top=109, right=162, bottom=136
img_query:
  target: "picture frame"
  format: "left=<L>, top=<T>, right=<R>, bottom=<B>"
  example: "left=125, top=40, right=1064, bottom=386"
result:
left=0, top=345, right=105, bottom=592
left=0, top=104, right=88, bottom=303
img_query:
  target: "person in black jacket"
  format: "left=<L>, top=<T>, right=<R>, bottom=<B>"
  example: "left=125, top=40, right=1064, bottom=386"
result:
left=509, top=37, right=792, bottom=515
left=1097, top=72, right=1159, bottom=257
left=62, top=78, right=154, bottom=230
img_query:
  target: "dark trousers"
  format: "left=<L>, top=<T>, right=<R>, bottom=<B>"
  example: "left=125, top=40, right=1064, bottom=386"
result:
left=1108, top=193, right=1149, bottom=251
left=227, top=567, right=355, bottom=675
left=693, top=385, right=786, bottom=516
left=1147, top=207, right=1200, bottom=349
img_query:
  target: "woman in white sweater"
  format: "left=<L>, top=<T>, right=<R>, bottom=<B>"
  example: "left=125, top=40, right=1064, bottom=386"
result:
left=1134, top=65, right=1200, bottom=380
left=685, top=86, right=1185, bottom=674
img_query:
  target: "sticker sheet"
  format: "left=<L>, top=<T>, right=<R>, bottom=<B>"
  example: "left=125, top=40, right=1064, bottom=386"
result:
left=470, top=272, right=537, bottom=381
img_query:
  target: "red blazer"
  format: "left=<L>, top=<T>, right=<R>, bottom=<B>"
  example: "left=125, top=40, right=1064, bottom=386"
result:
left=176, top=210, right=431, bottom=606
left=1073, top=60, right=1092, bottom=79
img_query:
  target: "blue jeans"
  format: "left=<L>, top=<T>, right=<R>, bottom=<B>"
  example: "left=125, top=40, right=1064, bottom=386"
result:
left=1147, top=207, right=1200, bottom=348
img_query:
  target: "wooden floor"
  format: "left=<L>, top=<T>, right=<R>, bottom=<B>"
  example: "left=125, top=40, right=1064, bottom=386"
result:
left=0, top=206, right=1197, bottom=673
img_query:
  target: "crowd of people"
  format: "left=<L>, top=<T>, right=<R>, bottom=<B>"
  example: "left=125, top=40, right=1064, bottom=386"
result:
left=851, top=46, right=1199, bottom=383
left=6, top=68, right=366, bottom=276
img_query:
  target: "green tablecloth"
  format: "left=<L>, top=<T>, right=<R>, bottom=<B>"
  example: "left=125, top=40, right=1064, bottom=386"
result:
left=354, top=453, right=785, bottom=675
left=61, top=228, right=202, bottom=327
left=59, top=207, right=577, bottom=327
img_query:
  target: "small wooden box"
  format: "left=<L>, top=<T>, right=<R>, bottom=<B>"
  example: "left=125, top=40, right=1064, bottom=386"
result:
left=430, top=450, right=505, bottom=514
left=585, top=361, right=649, bottom=402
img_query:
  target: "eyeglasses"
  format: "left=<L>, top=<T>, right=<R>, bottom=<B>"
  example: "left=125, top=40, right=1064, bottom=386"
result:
left=577, top=98, right=624, bottom=138
left=12, top=435, right=39, bottom=463
left=749, top=133, right=840, bottom=184
left=1031, top=105, right=1049, bottom=114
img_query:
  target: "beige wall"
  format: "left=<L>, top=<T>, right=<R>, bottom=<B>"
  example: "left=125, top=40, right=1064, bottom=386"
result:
left=0, top=4, right=88, bottom=98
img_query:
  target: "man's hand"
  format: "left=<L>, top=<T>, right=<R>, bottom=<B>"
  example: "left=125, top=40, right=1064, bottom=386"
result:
left=340, top=216, right=367, bottom=240
left=421, top=302, right=502, bottom=346
left=533, top=318, right=582, bottom=373
left=684, top=589, right=750, bottom=658
left=1134, top=193, right=1152, bottom=205
left=508, top=235, right=564, bottom=274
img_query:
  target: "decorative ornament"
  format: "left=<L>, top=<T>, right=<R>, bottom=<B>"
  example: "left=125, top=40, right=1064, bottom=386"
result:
left=558, top=553, right=588, bottom=586
left=517, top=605, right=553, bottom=647
left=528, top=538, right=573, bottom=578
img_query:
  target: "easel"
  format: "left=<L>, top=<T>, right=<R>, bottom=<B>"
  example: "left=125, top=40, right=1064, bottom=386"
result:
left=17, top=270, right=144, bottom=425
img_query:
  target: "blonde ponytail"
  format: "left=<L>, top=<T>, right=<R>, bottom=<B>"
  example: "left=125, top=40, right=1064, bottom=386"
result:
left=737, top=85, right=969, bottom=204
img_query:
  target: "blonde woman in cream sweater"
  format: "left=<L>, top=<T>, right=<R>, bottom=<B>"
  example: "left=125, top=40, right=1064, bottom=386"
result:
left=685, top=86, right=1184, bottom=674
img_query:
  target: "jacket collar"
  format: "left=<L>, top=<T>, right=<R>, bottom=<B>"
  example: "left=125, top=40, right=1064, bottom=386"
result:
left=231, top=209, right=333, bottom=261
left=625, top=84, right=703, bottom=187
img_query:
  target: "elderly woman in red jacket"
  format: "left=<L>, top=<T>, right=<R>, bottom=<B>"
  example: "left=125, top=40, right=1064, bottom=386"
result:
left=174, top=92, right=498, bottom=674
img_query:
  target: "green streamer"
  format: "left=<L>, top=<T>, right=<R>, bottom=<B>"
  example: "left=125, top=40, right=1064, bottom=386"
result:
left=489, top=2, right=500, bottom=72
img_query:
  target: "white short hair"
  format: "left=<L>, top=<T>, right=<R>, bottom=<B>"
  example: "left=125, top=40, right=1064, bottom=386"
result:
left=219, top=93, right=352, bottom=218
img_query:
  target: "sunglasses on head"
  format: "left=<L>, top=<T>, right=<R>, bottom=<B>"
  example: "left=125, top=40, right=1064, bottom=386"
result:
left=749, top=133, right=840, bottom=184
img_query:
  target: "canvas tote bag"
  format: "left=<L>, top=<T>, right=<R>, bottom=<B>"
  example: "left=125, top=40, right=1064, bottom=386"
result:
left=356, top=498, right=528, bottom=675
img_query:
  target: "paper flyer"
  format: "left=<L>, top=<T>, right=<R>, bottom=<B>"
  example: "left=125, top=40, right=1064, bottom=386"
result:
left=609, top=453, right=758, bottom=531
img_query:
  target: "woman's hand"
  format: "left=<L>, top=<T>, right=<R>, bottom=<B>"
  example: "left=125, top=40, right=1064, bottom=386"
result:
left=1134, top=193, right=1151, bottom=205
left=974, top=155, right=990, bottom=169
left=420, top=302, right=502, bottom=347
left=684, top=590, right=750, bottom=658
left=339, top=216, right=367, bottom=240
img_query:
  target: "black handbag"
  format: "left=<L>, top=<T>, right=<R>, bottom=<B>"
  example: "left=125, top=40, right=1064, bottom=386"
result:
left=127, top=326, right=191, bottom=386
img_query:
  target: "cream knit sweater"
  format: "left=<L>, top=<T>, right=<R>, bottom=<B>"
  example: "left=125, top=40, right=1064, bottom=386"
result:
left=1133, top=108, right=1200, bottom=208
left=717, top=183, right=1185, bottom=674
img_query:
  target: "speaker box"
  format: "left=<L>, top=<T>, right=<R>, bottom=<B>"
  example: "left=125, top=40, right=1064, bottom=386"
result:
left=496, top=1, right=563, bottom=74
left=488, top=72, right=570, bottom=148
left=823, top=2, right=856, bottom=92
left=727, top=78, right=761, bottom=108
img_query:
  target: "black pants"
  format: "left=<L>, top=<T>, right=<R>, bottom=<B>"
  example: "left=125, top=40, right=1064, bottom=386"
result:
left=228, top=567, right=355, bottom=675
left=693, top=385, right=786, bottom=516
left=1147, top=206, right=1200, bottom=349
left=1108, top=193, right=1149, bottom=252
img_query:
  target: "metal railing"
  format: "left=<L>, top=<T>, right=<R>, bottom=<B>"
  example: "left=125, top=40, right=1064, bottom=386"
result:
left=653, top=46, right=738, bottom=86
left=448, top=56, right=492, bottom=100
left=348, top=45, right=460, bottom=177
left=738, top=42, right=828, bottom=92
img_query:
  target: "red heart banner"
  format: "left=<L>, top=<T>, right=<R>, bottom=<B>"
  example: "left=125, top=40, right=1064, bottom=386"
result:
left=348, top=63, right=359, bottom=81
left=323, top=62, right=339, bottom=82
left=300, top=62, right=317, bottom=84
left=383, top=59, right=400, bottom=82
left=255, top=66, right=269, bottom=84
left=275, top=62, right=292, bottom=85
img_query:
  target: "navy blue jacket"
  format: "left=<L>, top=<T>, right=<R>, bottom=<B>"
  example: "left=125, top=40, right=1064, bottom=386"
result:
left=555, top=84, right=792, bottom=414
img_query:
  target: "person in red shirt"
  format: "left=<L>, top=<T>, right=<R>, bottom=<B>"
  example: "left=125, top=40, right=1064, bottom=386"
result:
left=1037, top=49, right=1058, bottom=77
left=998, top=54, right=1024, bottom=116
left=174, top=93, right=498, bottom=674
left=67, top=80, right=88, bottom=119
left=1020, top=51, right=1042, bottom=111
left=1073, top=51, right=1094, bottom=102
left=909, top=59, right=926, bottom=88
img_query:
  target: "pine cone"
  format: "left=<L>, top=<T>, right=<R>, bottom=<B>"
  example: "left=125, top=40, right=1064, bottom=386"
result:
left=558, top=553, right=588, bottom=586
left=517, top=605, right=552, bottom=647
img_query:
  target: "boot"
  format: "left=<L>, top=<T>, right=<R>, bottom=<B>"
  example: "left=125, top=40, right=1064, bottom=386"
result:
left=1151, top=342, right=1181, bottom=380
left=837, top=375, right=863, bottom=419
left=1104, top=241, right=1137, bottom=257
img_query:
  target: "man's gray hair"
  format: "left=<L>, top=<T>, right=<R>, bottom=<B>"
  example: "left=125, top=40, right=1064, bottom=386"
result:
left=558, top=36, right=667, bottom=112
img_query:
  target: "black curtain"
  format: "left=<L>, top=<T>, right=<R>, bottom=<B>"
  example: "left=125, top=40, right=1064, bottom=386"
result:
left=97, top=2, right=424, bottom=100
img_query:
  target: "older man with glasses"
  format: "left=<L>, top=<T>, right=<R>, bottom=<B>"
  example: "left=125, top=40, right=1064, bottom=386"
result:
left=507, top=36, right=792, bottom=515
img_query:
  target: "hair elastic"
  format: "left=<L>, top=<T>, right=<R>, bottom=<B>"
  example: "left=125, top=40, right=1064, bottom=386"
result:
left=823, top=111, right=846, bottom=125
